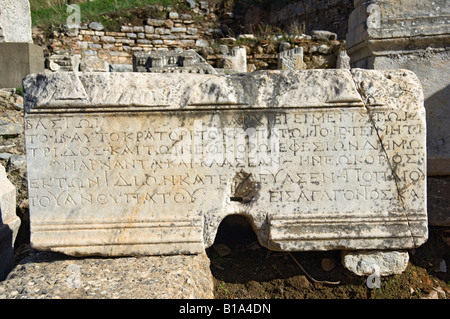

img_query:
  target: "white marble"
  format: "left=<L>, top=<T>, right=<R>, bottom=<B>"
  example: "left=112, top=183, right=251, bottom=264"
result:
left=23, top=70, right=428, bottom=259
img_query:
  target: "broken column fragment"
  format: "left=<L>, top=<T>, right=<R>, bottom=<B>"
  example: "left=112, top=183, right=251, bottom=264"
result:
left=23, top=70, right=427, bottom=275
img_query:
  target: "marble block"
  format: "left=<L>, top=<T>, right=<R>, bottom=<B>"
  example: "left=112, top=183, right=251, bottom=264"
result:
left=23, top=70, right=428, bottom=257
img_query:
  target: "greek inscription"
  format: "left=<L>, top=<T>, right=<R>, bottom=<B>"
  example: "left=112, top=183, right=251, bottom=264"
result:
left=25, top=108, right=425, bottom=210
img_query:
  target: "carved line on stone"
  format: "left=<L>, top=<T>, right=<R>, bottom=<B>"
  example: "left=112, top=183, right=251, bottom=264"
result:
left=44, top=243, right=205, bottom=255
left=271, top=235, right=426, bottom=242
left=270, top=217, right=427, bottom=225
left=35, top=241, right=204, bottom=248
left=26, top=103, right=368, bottom=114
left=32, top=219, right=202, bottom=225
left=270, top=212, right=427, bottom=220
left=32, top=224, right=201, bottom=231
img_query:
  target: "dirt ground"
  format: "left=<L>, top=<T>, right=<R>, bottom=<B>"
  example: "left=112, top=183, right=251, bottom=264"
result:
left=206, top=217, right=450, bottom=299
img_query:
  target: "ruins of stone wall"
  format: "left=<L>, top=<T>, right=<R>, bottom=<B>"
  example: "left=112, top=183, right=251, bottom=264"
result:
left=45, top=3, right=221, bottom=67
left=224, top=0, right=354, bottom=39
left=41, top=1, right=347, bottom=72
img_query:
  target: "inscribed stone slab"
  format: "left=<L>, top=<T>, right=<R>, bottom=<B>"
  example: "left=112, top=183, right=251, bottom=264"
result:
left=23, top=70, right=428, bottom=257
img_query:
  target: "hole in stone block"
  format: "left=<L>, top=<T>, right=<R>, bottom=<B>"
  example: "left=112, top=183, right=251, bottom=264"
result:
left=211, top=214, right=258, bottom=248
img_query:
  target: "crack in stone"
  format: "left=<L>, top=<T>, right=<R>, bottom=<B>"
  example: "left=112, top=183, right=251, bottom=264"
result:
left=350, top=74, right=419, bottom=247
left=351, top=78, right=405, bottom=206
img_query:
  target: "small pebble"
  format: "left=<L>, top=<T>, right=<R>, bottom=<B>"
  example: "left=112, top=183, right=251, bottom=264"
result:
left=321, top=258, right=335, bottom=272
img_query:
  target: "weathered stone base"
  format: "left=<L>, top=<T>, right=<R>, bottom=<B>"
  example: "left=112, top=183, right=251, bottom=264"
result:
left=0, top=250, right=215, bottom=299
left=341, top=250, right=409, bottom=276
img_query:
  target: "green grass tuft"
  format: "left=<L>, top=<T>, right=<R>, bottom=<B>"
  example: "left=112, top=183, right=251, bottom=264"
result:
left=30, top=0, right=182, bottom=30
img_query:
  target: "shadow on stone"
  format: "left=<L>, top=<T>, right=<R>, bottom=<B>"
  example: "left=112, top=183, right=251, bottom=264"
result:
left=426, top=85, right=450, bottom=176
left=210, top=214, right=258, bottom=248
left=0, top=222, right=14, bottom=281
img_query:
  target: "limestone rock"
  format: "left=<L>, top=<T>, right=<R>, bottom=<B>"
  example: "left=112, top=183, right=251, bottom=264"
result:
left=109, top=64, right=133, bottom=72
left=46, top=54, right=81, bottom=72
left=218, top=45, right=229, bottom=55
left=341, top=250, right=410, bottom=276
left=337, top=50, right=351, bottom=69
left=133, top=50, right=217, bottom=74
left=186, top=0, right=196, bottom=9
left=88, top=22, right=104, bottom=31
left=0, top=122, right=22, bottom=137
left=278, top=47, right=304, bottom=70
left=279, top=42, right=291, bottom=52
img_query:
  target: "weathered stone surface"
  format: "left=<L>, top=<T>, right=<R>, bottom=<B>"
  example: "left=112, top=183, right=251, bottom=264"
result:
left=0, top=250, right=214, bottom=299
left=186, top=0, right=196, bottom=9
left=0, top=120, right=22, bottom=137
left=341, top=250, right=409, bottom=276
left=0, top=163, right=20, bottom=280
left=346, top=0, right=450, bottom=177
left=0, top=0, right=33, bottom=43
left=23, top=70, right=427, bottom=258
left=109, top=64, right=133, bottom=73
